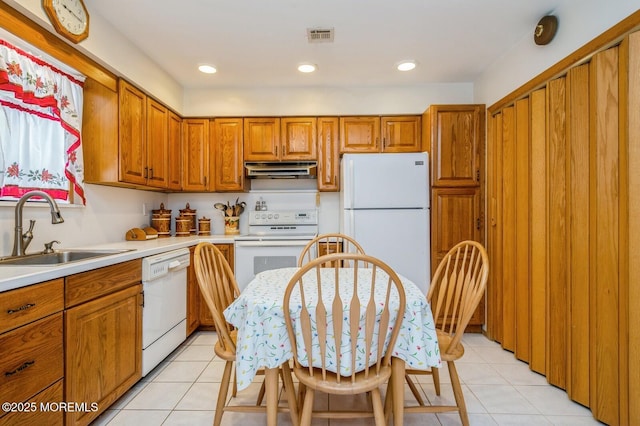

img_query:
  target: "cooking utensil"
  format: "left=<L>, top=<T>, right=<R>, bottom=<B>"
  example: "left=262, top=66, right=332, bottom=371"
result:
left=237, top=201, right=246, bottom=215
left=214, top=202, right=226, bottom=212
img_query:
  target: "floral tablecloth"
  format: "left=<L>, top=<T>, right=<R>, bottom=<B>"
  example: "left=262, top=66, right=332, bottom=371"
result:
left=223, top=267, right=441, bottom=391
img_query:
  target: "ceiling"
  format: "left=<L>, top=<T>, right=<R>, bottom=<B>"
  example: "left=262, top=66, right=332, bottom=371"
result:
left=87, top=0, right=564, bottom=90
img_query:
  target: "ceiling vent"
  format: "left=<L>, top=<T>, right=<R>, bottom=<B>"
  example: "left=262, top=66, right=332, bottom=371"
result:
left=307, top=28, right=334, bottom=43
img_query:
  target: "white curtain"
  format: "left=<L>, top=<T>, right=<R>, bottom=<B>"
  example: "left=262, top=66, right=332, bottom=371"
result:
left=0, top=38, right=85, bottom=204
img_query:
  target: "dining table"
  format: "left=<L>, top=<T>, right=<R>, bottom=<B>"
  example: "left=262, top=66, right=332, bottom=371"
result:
left=223, top=266, right=441, bottom=426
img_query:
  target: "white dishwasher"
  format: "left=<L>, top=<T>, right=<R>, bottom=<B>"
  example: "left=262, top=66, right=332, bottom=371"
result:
left=141, top=248, right=190, bottom=376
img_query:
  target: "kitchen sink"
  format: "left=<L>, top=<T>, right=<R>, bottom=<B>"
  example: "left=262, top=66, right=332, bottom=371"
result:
left=0, top=249, right=135, bottom=266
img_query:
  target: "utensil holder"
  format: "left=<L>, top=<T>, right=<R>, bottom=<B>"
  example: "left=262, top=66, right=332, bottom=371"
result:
left=224, top=216, right=240, bottom=235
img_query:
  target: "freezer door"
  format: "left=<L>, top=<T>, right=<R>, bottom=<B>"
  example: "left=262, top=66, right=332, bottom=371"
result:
left=341, top=153, right=429, bottom=209
left=342, top=208, right=430, bottom=293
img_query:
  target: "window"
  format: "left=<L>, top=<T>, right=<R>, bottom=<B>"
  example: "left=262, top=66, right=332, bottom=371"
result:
left=0, top=31, right=85, bottom=205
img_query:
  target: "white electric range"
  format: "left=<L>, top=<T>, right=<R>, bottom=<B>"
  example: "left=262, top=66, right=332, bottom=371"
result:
left=234, top=209, right=318, bottom=291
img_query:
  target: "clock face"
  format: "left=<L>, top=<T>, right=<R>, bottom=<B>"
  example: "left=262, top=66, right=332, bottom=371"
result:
left=51, top=0, right=88, bottom=35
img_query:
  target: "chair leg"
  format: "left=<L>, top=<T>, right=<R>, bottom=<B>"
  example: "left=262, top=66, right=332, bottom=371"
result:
left=232, top=364, right=238, bottom=397
left=448, top=361, right=469, bottom=426
left=405, top=374, right=426, bottom=406
left=299, top=387, right=315, bottom=426
left=383, top=377, right=392, bottom=424
left=432, top=367, right=441, bottom=396
left=256, top=379, right=266, bottom=406
left=214, top=360, right=233, bottom=426
left=281, top=362, right=300, bottom=426
left=371, top=387, right=386, bottom=426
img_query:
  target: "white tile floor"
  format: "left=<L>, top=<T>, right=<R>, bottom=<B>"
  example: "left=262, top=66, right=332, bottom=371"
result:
left=91, top=332, right=600, bottom=426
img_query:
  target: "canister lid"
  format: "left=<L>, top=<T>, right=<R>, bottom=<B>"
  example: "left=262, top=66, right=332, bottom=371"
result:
left=152, top=202, right=171, bottom=215
left=180, top=202, right=196, bottom=215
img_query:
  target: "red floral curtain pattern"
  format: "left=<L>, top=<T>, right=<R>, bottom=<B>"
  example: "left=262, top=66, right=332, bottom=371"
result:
left=0, top=38, right=85, bottom=204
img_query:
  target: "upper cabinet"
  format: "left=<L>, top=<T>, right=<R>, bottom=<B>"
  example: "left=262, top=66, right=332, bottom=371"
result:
left=340, top=115, right=421, bottom=153
left=243, top=118, right=281, bottom=161
left=167, top=111, right=182, bottom=191
left=280, top=117, right=317, bottom=160
left=381, top=116, right=422, bottom=152
left=425, top=105, right=484, bottom=187
left=182, top=119, right=210, bottom=191
left=212, top=118, right=244, bottom=191
left=145, top=98, right=170, bottom=188
left=340, top=116, right=381, bottom=152
left=317, top=117, right=340, bottom=192
left=244, top=117, right=317, bottom=161
left=118, top=80, right=147, bottom=186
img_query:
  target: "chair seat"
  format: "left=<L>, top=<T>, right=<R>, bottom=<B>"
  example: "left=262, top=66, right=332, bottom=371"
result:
left=437, top=330, right=465, bottom=361
left=294, top=365, right=392, bottom=395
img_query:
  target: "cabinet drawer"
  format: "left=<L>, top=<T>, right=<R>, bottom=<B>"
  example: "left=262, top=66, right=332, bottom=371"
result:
left=0, top=314, right=63, bottom=409
left=0, top=279, right=64, bottom=334
left=0, top=379, right=64, bottom=425
left=65, top=259, right=142, bottom=308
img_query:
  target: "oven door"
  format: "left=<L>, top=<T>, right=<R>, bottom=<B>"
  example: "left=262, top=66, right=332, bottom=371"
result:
left=234, top=239, right=310, bottom=291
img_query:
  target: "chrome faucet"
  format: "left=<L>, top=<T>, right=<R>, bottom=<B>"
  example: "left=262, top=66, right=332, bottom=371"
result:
left=11, top=191, right=65, bottom=257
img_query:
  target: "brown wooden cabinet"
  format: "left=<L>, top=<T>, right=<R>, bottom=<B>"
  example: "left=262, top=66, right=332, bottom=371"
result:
left=182, top=118, right=210, bottom=191
left=317, top=117, right=340, bottom=191
left=425, top=104, right=485, bottom=331
left=340, top=116, right=380, bottom=152
left=167, top=111, right=182, bottom=190
left=145, top=98, right=170, bottom=188
left=381, top=116, right=422, bottom=152
left=425, top=105, right=483, bottom=186
left=280, top=117, right=317, bottom=160
left=64, top=261, right=143, bottom=426
left=212, top=118, right=244, bottom=191
left=197, top=243, right=234, bottom=328
left=186, top=246, right=200, bottom=336
left=244, top=117, right=317, bottom=161
left=340, top=115, right=421, bottom=153
left=118, top=79, right=147, bottom=185
left=0, top=279, right=64, bottom=425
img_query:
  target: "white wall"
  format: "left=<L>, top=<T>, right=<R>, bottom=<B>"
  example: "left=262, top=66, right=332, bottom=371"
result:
left=0, top=185, right=166, bottom=256
left=474, top=0, right=640, bottom=107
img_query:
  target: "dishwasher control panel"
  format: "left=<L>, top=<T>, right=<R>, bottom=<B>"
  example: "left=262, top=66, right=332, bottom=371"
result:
left=142, top=248, right=190, bottom=281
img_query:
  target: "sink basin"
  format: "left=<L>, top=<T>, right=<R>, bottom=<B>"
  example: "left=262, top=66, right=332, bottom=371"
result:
left=0, top=249, right=135, bottom=266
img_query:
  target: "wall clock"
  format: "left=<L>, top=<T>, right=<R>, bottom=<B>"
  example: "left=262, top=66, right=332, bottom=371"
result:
left=42, top=0, right=90, bottom=44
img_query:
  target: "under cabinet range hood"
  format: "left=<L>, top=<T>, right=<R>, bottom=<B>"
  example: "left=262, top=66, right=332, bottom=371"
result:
left=244, top=161, right=317, bottom=179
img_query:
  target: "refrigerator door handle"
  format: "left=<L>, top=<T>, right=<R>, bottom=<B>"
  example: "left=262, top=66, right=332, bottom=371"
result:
left=348, top=158, right=355, bottom=207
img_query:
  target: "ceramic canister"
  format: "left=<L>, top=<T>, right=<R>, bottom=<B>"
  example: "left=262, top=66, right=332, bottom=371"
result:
left=151, top=202, right=172, bottom=237
left=179, top=203, right=197, bottom=234
left=198, top=217, right=211, bottom=235
left=175, top=215, right=191, bottom=236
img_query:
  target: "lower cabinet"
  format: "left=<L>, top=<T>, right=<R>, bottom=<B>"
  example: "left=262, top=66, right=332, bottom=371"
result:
left=65, top=261, right=143, bottom=426
left=187, top=243, right=234, bottom=330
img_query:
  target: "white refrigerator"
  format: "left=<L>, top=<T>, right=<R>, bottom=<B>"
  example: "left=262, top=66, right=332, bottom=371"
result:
left=340, top=152, right=430, bottom=292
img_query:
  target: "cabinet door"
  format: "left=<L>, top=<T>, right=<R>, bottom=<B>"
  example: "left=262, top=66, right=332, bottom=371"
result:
left=65, top=284, right=142, bottom=426
left=431, top=187, right=483, bottom=328
left=212, top=118, right=244, bottom=191
left=281, top=117, right=317, bottom=160
left=167, top=111, right=182, bottom=190
left=427, top=105, right=484, bottom=187
left=146, top=98, right=169, bottom=188
left=317, top=117, right=340, bottom=191
left=243, top=118, right=280, bottom=161
left=186, top=247, right=199, bottom=335
left=381, top=116, right=422, bottom=152
left=198, top=244, right=234, bottom=328
left=339, top=116, right=380, bottom=153
left=118, top=80, right=147, bottom=185
left=182, top=119, right=210, bottom=191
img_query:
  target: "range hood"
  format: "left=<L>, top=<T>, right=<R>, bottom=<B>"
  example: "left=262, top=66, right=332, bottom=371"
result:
left=244, top=161, right=317, bottom=179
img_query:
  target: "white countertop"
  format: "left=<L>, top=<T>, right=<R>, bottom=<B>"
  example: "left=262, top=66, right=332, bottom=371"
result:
left=0, top=235, right=236, bottom=292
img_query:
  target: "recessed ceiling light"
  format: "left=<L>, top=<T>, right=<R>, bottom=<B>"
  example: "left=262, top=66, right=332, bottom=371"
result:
left=298, top=63, right=317, bottom=73
left=396, top=60, right=417, bottom=71
left=198, top=65, right=217, bottom=74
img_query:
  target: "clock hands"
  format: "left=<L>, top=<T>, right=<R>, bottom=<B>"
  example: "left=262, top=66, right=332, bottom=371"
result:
left=62, top=3, right=84, bottom=22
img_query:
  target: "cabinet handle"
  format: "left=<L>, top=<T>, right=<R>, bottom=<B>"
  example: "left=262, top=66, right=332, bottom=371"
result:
left=476, top=169, right=480, bottom=182
left=204, top=176, right=207, bottom=187
left=5, top=360, right=35, bottom=377
left=144, top=167, right=148, bottom=178
left=275, top=146, right=278, bottom=156
left=477, top=217, right=481, bottom=230
left=7, top=303, right=36, bottom=314
left=149, top=168, right=154, bottom=179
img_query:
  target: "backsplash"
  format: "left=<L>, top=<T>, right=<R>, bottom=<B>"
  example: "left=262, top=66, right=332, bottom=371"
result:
left=0, top=184, right=340, bottom=257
